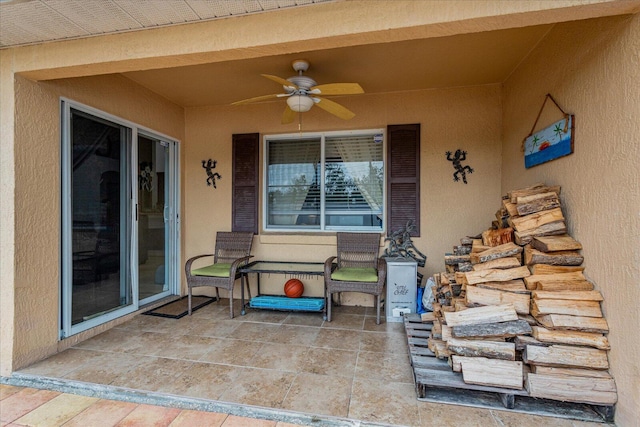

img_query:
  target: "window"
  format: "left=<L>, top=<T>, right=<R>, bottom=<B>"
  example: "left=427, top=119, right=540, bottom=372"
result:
left=264, top=129, right=384, bottom=232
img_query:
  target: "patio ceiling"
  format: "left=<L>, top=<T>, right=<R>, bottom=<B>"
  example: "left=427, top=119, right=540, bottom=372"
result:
left=122, top=23, right=554, bottom=108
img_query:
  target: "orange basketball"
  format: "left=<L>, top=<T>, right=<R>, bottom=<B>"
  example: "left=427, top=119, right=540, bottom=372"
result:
left=284, top=278, right=304, bottom=298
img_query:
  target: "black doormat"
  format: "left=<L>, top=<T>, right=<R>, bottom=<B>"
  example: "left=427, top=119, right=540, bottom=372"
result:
left=143, top=296, right=216, bottom=319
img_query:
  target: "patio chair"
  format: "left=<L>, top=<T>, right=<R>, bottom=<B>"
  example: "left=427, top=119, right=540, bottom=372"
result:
left=324, top=232, right=387, bottom=324
left=185, top=231, right=254, bottom=319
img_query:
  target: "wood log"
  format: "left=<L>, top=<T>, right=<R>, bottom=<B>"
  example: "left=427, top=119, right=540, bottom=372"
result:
left=454, top=299, right=468, bottom=311
left=446, top=337, right=515, bottom=360
left=457, top=356, right=524, bottom=389
left=452, top=319, right=532, bottom=338
left=528, top=264, right=585, bottom=275
left=428, top=339, right=451, bottom=359
left=524, top=271, right=587, bottom=290
left=524, top=247, right=584, bottom=267
left=531, top=326, right=610, bottom=350
left=482, top=228, right=514, bottom=247
left=472, top=257, right=521, bottom=271
left=514, top=221, right=567, bottom=245
left=449, top=354, right=463, bottom=372
left=445, top=253, right=471, bottom=265
left=441, top=324, right=452, bottom=341
left=443, top=303, right=518, bottom=327
left=508, top=184, right=561, bottom=203
left=470, top=242, right=523, bottom=264
left=532, top=299, right=603, bottom=318
left=536, top=280, right=594, bottom=291
left=523, top=344, right=609, bottom=369
left=462, top=266, right=530, bottom=285
left=458, top=262, right=473, bottom=272
left=508, top=208, right=564, bottom=232
left=514, top=335, right=549, bottom=350
left=420, top=312, right=436, bottom=322
left=440, top=273, right=455, bottom=284
left=454, top=245, right=472, bottom=255
left=532, top=234, right=582, bottom=252
left=465, top=286, right=530, bottom=314
left=534, top=314, right=609, bottom=333
left=516, top=191, right=559, bottom=205
left=530, top=366, right=612, bottom=379
left=475, top=279, right=529, bottom=294
left=472, top=239, right=491, bottom=253
left=526, top=373, right=617, bottom=405
left=516, top=194, right=561, bottom=216
left=518, top=313, right=538, bottom=325
left=532, top=290, right=603, bottom=301
left=460, top=236, right=474, bottom=246
left=502, top=199, right=519, bottom=217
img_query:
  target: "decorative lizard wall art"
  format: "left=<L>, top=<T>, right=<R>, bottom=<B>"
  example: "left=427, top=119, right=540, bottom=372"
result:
left=446, top=149, right=474, bottom=184
left=202, top=159, right=221, bottom=188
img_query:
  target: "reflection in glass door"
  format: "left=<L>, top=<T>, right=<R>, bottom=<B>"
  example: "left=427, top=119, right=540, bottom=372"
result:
left=62, top=107, right=134, bottom=331
left=137, top=135, right=171, bottom=304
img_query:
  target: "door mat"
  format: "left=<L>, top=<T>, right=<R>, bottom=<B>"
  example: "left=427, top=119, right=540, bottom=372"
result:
left=143, top=296, right=216, bottom=319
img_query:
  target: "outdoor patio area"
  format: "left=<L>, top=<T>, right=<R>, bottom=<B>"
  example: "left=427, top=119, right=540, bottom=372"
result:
left=11, top=299, right=611, bottom=426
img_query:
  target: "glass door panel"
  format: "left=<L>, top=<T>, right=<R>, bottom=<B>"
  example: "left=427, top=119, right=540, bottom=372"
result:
left=68, top=108, right=132, bottom=326
left=137, top=135, right=171, bottom=303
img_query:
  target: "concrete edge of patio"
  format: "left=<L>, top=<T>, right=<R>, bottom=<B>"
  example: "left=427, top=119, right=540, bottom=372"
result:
left=1, top=373, right=392, bottom=427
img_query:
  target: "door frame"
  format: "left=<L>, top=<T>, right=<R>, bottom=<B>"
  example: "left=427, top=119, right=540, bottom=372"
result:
left=60, top=98, right=181, bottom=338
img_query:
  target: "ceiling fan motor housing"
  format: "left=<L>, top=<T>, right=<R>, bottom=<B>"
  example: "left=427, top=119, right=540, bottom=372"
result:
left=286, top=75, right=317, bottom=91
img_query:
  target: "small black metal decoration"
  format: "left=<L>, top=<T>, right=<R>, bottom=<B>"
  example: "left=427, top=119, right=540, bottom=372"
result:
left=202, top=159, right=221, bottom=188
left=446, top=149, right=474, bottom=184
left=139, top=161, right=153, bottom=192
left=384, top=220, right=427, bottom=287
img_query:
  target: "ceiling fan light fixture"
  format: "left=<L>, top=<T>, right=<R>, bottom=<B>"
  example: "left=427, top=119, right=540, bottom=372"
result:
left=286, top=95, right=314, bottom=112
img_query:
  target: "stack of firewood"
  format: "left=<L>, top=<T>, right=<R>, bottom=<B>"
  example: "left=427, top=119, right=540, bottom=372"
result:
left=422, top=183, right=617, bottom=405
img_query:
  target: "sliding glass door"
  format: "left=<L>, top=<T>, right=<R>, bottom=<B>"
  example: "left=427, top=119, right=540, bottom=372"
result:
left=61, top=100, right=179, bottom=337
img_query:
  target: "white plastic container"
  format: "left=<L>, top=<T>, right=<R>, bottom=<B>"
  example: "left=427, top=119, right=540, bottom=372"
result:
left=385, top=258, right=417, bottom=322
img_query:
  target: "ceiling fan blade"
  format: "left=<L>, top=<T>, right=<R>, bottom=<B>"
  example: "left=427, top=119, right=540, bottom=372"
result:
left=309, top=83, right=364, bottom=96
left=282, top=105, right=296, bottom=124
left=231, top=93, right=282, bottom=106
left=314, top=97, right=356, bottom=120
left=262, top=74, right=298, bottom=90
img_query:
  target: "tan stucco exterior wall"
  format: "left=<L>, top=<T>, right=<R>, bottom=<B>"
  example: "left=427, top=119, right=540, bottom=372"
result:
left=6, top=74, right=184, bottom=371
left=1, top=1, right=639, bottom=423
left=502, top=14, right=640, bottom=425
left=184, top=86, right=503, bottom=301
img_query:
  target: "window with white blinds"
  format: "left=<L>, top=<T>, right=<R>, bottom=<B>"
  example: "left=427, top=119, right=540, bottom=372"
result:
left=265, top=130, right=384, bottom=232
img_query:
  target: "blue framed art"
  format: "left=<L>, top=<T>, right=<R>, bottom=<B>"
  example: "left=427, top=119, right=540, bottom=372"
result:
left=524, top=114, right=574, bottom=168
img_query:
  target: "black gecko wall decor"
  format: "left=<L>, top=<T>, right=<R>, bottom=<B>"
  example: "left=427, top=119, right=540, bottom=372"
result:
left=446, top=149, right=474, bottom=184
left=202, top=159, right=221, bottom=188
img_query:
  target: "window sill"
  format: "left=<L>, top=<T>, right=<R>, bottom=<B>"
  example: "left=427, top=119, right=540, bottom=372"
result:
left=259, top=233, right=337, bottom=246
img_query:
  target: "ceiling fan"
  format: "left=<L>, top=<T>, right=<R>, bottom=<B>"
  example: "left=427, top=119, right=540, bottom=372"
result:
left=231, top=59, right=364, bottom=124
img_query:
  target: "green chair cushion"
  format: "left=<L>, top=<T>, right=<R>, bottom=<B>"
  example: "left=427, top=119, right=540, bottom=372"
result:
left=191, top=263, right=232, bottom=278
left=331, top=267, right=378, bottom=282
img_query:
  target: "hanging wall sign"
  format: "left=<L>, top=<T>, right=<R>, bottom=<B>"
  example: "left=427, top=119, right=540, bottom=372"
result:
left=202, top=159, right=221, bottom=188
left=523, top=94, right=575, bottom=168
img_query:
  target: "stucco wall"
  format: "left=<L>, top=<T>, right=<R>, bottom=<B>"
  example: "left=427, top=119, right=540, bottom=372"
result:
left=502, top=14, right=640, bottom=425
left=9, top=74, right=184, bottom=371
left=184, top=85, right=503, bottom=302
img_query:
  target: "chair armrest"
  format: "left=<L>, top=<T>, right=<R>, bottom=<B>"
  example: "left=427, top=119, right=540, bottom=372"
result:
left=376, top=257, right=387, bottom=284
left=185, top=254, right=214, bottom=277
left=324, top=256, right=337, bottom=277
left=229, top=255, right=254, bottom=276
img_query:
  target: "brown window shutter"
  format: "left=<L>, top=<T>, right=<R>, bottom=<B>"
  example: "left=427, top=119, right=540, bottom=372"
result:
left=387, top=124, right=420, bottom=237
left=232, top=133, right=259, bottom=234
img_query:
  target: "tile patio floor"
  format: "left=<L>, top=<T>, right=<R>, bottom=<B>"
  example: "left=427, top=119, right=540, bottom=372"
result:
left=6, top=299, right=613, bottom=427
